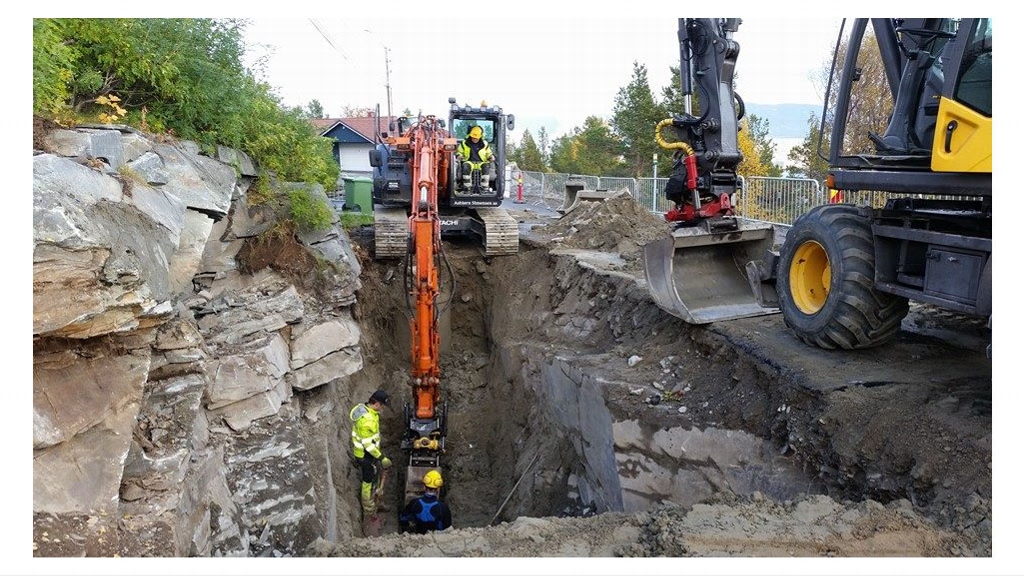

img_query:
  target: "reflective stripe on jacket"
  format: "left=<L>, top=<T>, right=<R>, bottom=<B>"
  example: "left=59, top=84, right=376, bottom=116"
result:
left=349, top=403, right=382, bottom=458
left=457, top=138, right=492, bottom=166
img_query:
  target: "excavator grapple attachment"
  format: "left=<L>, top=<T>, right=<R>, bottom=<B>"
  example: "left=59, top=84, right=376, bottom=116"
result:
left=643, top=220, right=780, bottom=324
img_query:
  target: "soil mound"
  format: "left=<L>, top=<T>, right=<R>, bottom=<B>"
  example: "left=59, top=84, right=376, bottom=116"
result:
left=536, top=193, right=672, bottom=271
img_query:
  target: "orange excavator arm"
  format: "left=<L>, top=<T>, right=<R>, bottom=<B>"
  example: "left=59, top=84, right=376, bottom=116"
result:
left=394, top=115, right=457, bottom=507
left=405, top=116, right=454, bottom=421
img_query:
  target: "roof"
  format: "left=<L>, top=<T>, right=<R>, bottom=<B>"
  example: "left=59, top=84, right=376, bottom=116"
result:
left=311, top=116, right=398, bottom=143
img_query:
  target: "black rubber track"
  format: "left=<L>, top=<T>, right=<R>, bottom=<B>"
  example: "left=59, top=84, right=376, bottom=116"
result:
left=777, top=204, right=909, bottom=349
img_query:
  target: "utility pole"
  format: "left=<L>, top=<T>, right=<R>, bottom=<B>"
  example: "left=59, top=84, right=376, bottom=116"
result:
left=652, top=153, right=659, bottom=212
left=383, top=46, right=393, bottom=123
left=363, top=29, right=394, bottom=123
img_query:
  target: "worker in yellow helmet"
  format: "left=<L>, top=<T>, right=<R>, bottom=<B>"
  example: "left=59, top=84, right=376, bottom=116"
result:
left=398, top=469, right=453, bottom=534
left=349, top=389, right=392, bottom=516
left=456, top=125, right=494, bottom=192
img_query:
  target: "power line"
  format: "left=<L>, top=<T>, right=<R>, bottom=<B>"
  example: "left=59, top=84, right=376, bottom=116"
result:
left=308, top=19, right=347, bottom=60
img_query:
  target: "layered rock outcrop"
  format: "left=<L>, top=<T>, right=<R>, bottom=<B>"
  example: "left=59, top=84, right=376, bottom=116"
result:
left=33, top=124, right=364, bottom=556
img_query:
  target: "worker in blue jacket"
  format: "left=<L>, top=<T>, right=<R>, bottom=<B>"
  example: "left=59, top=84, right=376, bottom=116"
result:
left=399, top=469, right=453, bottom=534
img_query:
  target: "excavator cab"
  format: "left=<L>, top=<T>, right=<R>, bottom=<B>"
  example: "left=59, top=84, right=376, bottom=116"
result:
left=447, top=98, right=515, bottom=205
left=453, top=122, right=496, bottom=194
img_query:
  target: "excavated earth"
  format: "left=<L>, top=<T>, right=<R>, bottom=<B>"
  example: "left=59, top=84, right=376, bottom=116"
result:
left=307, top=195, right=995, bottom=562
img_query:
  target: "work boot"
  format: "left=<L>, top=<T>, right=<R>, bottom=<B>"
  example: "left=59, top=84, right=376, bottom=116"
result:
left=360, top=482, right=376, bottom=515
left=481, top=163, right=493, bottom=190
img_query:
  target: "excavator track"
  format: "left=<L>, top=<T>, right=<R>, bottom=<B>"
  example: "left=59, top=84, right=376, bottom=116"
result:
left=475, top=207, right=519, bottom=256
left=374, top=207, right=409, bottom=259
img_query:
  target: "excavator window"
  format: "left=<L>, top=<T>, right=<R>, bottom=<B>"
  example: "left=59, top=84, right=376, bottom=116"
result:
left=453, top=120, right=495, bottom=142
left=955, top=19, right=992, bottom=117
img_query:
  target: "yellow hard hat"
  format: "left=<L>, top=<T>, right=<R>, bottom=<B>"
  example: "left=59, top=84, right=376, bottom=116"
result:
left=469, top=126, right=482, bottom=139
left=423, top=469, right=443, bottom=489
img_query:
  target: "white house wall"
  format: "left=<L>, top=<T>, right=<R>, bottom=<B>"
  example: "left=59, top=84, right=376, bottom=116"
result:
left=339, top=144, right=374, bottom=176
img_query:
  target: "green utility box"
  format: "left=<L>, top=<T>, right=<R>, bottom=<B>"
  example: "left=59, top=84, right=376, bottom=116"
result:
left=341, top=177, right=373, bottom=215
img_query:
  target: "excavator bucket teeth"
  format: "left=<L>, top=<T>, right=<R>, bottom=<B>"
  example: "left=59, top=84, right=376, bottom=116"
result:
left=643, top=221, right=780, bottom=324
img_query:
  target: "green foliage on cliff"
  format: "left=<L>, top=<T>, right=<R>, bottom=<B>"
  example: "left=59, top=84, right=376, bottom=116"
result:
left=32, top=18, right=338, bottom=195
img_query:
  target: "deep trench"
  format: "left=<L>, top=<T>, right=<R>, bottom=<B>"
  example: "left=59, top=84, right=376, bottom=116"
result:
left=344, top=233, right=842, bottom=538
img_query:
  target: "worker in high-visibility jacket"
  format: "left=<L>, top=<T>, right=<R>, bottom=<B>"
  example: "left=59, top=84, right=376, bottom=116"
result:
left=456, top=125, right=494, bottom=191
left=349, top=389, right=392, bottom=515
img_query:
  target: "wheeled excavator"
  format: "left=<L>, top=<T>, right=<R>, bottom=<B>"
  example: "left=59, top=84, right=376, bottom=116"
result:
left=369, top=98, right=519, bottom=259
left=644, top=18, right=992, bottom=351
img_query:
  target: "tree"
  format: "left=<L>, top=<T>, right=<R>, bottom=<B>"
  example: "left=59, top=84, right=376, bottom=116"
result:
left=536, top=126, right=550, bottom=166
left=814, top=27, right=891, bottom=158
left=786, top=26, right=892, bottom=180
left=306, top=99, right=325, bottom=118
left=660, top=65, right=702, bottom=118
left=737, top=118, right=771, bottom=178
left=32, top=20, right=77, bottom=120
left=32, top=18, right=339, bottom=193
left=549, top=116, right=628, bottom=176
left=341, top=105, right=374, bottom=117
left=735, top=116, right=777, bottom=222
left=745, top=113, right=781, bottom=177
left=504, top=138, right=521, bottom=168
left=612, top=61, right=668, bottom=178
left=515, top=129, right=547, bottom=173
left=786, top=112, right=830, bottom=182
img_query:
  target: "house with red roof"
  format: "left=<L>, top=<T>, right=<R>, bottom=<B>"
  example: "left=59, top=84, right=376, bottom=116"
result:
left=311, top=115, right=398, bottom=179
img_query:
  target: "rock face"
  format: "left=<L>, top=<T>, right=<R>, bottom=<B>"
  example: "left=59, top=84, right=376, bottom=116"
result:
left=32, top=125, right=364, bottom=557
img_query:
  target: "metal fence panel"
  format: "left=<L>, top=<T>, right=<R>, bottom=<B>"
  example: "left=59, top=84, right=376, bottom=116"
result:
left=513, top=169, right=984, bottom=229
left=596, top=177, right=637, bottom=196
left=738, top=177, right=822, bottom=225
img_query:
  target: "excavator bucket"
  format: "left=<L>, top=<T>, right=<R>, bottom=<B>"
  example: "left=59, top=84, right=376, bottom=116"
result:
left=643, top=220, right=780, bottom=324
left=559, top=180, right=628, bottom=215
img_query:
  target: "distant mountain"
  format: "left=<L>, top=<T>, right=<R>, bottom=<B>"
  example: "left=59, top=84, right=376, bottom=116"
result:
left=745, top=103, right=822, bottom=139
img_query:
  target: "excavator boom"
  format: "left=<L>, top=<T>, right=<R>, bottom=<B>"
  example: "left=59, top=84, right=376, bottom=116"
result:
left=383, top=116, right=452, bottom=508
left=408, top=121, right=445, bottom=420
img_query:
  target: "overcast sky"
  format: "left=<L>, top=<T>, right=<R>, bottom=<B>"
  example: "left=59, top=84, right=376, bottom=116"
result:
left=242, top=17, right=843, bottom=140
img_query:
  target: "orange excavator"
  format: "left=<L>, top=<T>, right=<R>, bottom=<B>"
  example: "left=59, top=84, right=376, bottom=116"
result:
left=381, top=114, right=454, bottom=507
left=368, top=100, right=517, bottom=510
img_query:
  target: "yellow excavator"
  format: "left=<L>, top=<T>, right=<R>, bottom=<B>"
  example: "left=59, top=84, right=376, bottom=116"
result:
left=644, top=18, right=991, bottom=350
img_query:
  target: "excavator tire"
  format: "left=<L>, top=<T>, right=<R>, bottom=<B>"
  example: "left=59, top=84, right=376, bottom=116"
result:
left=776, top=204, right=909, bottom=349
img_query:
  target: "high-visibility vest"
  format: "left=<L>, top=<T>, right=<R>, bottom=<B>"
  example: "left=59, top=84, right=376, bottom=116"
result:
left=457, top=138, right=492, bottom=167
left=349, top=403, right=381, bottom=458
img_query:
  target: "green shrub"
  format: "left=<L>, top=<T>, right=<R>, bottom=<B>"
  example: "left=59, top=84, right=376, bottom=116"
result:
left=287, top=187, right=333, bottom=234
left=32, top=17, right=339, bottom=193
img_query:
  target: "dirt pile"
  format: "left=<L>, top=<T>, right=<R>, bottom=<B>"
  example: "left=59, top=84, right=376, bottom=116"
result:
left=533, top=194, right=672, bottom=273
left=306, top=492, right=966, bottom=557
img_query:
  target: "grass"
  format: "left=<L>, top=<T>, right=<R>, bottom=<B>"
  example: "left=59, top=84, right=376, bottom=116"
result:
left=339, top=212, right=375, bottom=230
